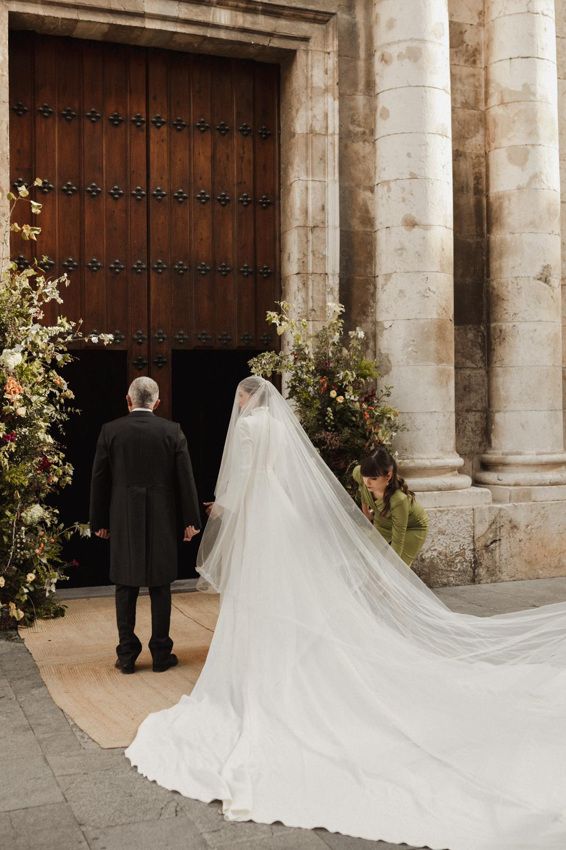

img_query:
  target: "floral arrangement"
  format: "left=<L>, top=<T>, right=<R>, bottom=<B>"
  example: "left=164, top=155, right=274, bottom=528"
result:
left=0, top=183, right=110, bottom=628
left=249, top=302, right=400, bottom=491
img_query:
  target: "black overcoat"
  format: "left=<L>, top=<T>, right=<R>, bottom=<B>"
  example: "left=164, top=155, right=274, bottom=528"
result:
left=89, top=411, right=201, bottom=586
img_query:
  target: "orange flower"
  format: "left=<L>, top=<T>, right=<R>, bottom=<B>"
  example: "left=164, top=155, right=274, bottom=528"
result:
left=4, top=377, right=23, bottom=400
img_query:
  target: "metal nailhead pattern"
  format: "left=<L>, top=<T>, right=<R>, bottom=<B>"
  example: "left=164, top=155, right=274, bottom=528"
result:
left=62, top=257, right=79, bottom=271
left=108, top=185, right=124, bottom=200
left=61, top=181, right=78, bottom=197
left=152, top=259, right=167, bottom=274
left=239, top=264, right=254, bottom=278
left=173, top=189, right=188, bottom=204
left=217, top=263, right=231, bottom=277
left=108, top=112, right=124, bottom=127
left=152, top=187, right=167, bottom=201
left=175, top=330, right=189, bottom=344
left=61, top=106, right=77, bottom=122
left=173, top=261, right=189, bottom=275
left=131, top=113, right=145, bottom=128
left=197, top=262, right=211, bottom=276
left=154, top=329, right=167, bottom=343
left=195, top=118, right=209, bottom=132
left=85, top=108, right=102, bottom=123
left=86, top=183, right=102, bottom=198
left=151, top=115, right=167, bottom=129
left=38, top=103, right=54, bottom=118
left=109, top=259, right=125, bottom=274
left=87, top=258, right=103, bottom=272
left=131, top=186, right=146, bottom=201
left=153, top=354, right=167, bottom=368
left=133, top=355, right=148, bottom=370
left=238, top=193, right=252, bottom=207
left=132, top=330, right=147, bottom=344
left=132, top=260, right=147, bottom=275
left=196, top=190, right=210, bottom=205
left=38, top=180, right=54, bottom=195
left=172, top=117, right=187, bottom=131
left=12, top=102, right=28, bottom=116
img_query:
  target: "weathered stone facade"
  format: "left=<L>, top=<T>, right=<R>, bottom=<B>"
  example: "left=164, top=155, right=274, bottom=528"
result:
left=3, top=0, right=566, bottom=585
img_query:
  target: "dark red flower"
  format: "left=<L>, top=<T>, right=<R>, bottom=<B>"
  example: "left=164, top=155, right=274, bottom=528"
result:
left=2, top=431, right=16, bottom=443
left=70, top=559, right=80, bottom=568
left=38, top=455, right=51, bottom=473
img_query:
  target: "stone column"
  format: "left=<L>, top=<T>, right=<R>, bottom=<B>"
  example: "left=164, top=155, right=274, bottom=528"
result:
left=374, top=0, right=476, bottom=496
left=476, top=0, right=566, bottom=499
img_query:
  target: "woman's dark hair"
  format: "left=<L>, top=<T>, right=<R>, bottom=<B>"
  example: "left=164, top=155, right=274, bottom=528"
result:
left=359, top=446, right=414, bottom=517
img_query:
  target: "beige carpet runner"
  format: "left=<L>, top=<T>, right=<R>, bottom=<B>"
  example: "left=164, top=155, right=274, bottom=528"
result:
left=20, top=592, right=219, bottom=749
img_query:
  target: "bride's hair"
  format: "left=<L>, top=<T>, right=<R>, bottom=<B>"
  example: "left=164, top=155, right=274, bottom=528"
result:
left=360, top=447, right=414, bottom=517
left=240, top=376, right=264, bottom=395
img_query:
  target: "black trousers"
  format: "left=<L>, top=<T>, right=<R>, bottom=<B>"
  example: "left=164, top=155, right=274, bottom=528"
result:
left=115, top=584, right=173, bottom=666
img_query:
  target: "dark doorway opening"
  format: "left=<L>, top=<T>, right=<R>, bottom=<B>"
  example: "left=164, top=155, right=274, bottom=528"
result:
left=58, top=350, right=256, bottom=586
left=59, top=351, right=128, bottom=588
left=172, top=350, right=257, bottom=579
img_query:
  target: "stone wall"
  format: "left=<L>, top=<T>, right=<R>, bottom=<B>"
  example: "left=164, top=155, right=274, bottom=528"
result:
left=449, top=0, right=488, bottom=479
left=4, top=0, right=566, bottom=585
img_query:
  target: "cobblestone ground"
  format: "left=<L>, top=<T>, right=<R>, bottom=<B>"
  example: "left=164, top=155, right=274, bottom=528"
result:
left=2, top=577, right=566, bottom=850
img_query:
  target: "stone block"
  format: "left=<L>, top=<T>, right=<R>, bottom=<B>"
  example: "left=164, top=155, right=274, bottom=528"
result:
left=455, top=325, right=487, bottom=369
left=451, top=65, right=483, bottom=110
left=488, top=187, right=560, bottom=232
left=455, top=366, right=488, bottom=410
left=414, top=506, right=476, bottom=586
left=487, top=11, right=556, bottom=63
left=339, top=228, right=375, bottom=277
left=376, top=271, right=454, bottom=322
left=86, top=816, right=209, bottom=850
left=487, top=56, right=556, bottom=107
left=455, top=408, right=488, bottom=459
left=376, top=41, right=450, bottom=93
left=451, top=150, right=486, bottom=195
left=487, top=0, right=554, bottom=23
left=339, top=141, right=375, bottom=188
left=451, top=106, right=486, bottom=152
left=488, top=275, right=560, bottom=324
left=448, top=0, right=484, bottom=27
left=376, top=317, right=454, bottom=367
left=393, top=409, right=457, bottom=460
left=475, top=499, right=566, bottom=582
left=489, top=409, right=564, bottom=453
left=9, top=801, right=88, bottom=850
left=488, top=148, right=560, bottom=195
left=488, top=232, right=561, bottom=278
left=376, top=87, right=451, bottom=139
left=338, top=55, right=373, bottom=97
left=449, top=20, right=483, bottom=65
left=486, top=100, right=558, bottom=148
left=339, top=185, right=374, bottom=232
left=490, top=364, right=562, bottom=411
left=375, top=177, right=452, bottom=229
left=377, top=133, right=453, bottom=181
left=375, top=0, right=449, bottom=46
left=382, top=363, right=455, bottom=411
left=376, top=223, right=453, bottom=276
left=339, top=94, right=374, bottom=142
left=453, top=192, right=485, bottom=239
left=489, top=320, right=561, bottom=366
left=0, top=755, right=64, bottom=812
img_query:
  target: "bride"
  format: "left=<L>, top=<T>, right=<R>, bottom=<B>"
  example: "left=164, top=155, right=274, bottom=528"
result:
left=126, top=376, right=566, bottom=850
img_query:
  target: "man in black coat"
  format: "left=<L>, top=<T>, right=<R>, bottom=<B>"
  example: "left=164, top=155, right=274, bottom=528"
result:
left=89, top=376, right=201, bottom=674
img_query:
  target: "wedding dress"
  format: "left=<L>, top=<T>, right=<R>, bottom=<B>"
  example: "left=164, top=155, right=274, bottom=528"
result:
left=126, top=378, right=566, bottom=850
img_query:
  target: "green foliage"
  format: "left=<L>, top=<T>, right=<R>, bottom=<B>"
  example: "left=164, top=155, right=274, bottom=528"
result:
left=0, top=185, right=108, bottom=628
left=249, top=302, right=400, bottom=491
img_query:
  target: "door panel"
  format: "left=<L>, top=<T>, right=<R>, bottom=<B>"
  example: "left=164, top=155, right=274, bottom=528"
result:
left=9, top=33, right=280, bottom=418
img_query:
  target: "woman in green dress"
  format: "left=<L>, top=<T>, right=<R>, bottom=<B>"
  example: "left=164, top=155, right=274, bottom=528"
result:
left=352, top=447, right=428, bottom=567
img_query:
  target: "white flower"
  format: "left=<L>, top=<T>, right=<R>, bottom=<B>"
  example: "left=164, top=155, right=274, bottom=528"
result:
left=0, top=348, right=23, bottom=372
left=8, top=602, right=24, bottom=621
left=0, top=577, right=5, bottom=588
left=336, top=395, right=345, bottom=404
left=329, top=389, right=337, bottom=398
left=22, top=504, right=44, bottom=525
left=26, top=572, right=36, bottom=584
left=15, top=407, right=27, bottom=417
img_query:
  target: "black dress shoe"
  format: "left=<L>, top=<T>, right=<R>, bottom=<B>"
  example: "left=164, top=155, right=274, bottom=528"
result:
left=152, top=653, right=178, bottom=673
left=115, top=659, right=135, bottom=674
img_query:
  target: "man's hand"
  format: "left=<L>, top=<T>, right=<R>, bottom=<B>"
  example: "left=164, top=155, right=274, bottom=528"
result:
left=95, top=529, right=110, bottom=539
left=183, top=525, right=200, bottom=542
left=203, top=501, right=215, bottom=517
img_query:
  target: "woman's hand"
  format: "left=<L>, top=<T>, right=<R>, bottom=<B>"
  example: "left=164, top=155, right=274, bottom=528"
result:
left=362, top=503, right=374, bottom=521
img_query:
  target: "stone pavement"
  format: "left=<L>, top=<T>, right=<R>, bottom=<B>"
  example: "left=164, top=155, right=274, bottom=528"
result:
left=2, top=576, right=566, bottom=850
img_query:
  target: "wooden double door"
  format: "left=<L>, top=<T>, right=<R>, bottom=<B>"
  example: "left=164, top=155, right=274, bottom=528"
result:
left=9, top=32, right=280, bottom=415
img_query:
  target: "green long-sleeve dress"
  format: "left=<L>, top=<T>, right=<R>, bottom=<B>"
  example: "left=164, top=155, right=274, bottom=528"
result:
left=352, top=465, right=428, bottom=567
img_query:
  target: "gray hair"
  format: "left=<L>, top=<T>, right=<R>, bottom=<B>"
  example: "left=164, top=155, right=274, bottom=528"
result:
left=128, top=376, right=159, bottom=409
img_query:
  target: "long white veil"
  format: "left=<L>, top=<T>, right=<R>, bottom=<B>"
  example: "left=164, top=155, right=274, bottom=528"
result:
left=197, top=377, right=566, bottom=666
left=128, top=376, right=566, bottom=850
